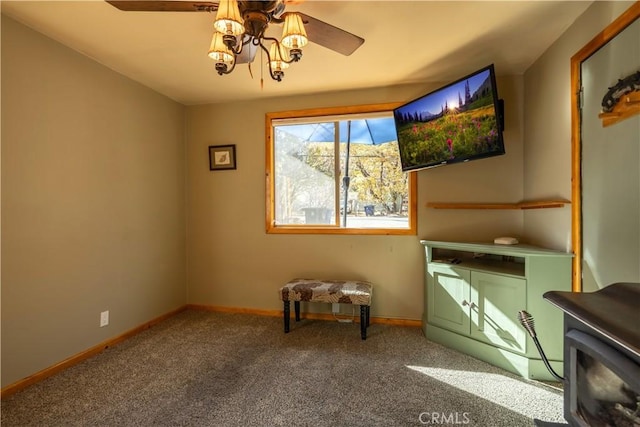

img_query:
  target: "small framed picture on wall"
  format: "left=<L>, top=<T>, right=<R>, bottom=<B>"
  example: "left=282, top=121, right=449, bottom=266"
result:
left=209, top=144, right=237, bottom=171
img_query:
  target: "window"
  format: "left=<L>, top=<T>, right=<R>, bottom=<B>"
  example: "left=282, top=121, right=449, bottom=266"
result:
left=266, top=104, right=417, bottom=235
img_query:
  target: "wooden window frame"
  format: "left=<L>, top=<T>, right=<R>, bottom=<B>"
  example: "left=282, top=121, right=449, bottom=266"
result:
left=265, top=103, right=417, bottom=235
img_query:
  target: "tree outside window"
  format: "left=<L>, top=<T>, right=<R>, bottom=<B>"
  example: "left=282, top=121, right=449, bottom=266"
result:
left=266, top=104, right=417, bottom=235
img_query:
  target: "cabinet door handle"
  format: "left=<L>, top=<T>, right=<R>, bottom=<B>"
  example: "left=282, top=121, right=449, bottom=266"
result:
left=462, top=300, right=469, bottom=306
left=469, top=302, right=478, bottom=310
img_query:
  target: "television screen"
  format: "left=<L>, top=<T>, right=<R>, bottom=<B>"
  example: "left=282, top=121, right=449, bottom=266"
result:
left=393, top=64, right=505, bottom=172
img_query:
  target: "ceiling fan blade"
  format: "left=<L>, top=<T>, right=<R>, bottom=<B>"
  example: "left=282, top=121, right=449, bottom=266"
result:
left=106, top=1, right=218, bottom=12
left=298, top=12, right=364, bottom=56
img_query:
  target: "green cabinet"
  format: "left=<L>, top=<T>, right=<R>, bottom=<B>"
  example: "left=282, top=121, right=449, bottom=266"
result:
left=421, top=240, right=573, bottom=381
left=470, top=271, right=527, bottom=352
left=428, top=264, right=471, bottom=335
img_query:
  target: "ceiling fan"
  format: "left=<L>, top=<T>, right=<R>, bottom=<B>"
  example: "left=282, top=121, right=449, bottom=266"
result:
left=106, top=1, right=365, bottom=81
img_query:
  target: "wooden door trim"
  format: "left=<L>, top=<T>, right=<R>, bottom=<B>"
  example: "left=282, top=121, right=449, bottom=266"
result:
left=570, top=2, right=640, bottom=292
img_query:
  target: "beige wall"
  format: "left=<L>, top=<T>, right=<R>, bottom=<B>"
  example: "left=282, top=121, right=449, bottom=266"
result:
left=185, top=75, right=525, bottom=320
left=1, top=16, right=187, bottom=388
left=522, top=0, right=637, bottom=251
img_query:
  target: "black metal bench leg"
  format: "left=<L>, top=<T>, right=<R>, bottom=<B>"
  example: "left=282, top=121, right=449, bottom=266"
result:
left=366, top=305, right=370, bottom=327
left=360, top=305, right=367, bottom=340
left=283, top=301, right=290, bottom=333
left=294, top=301, right=300, bottom=322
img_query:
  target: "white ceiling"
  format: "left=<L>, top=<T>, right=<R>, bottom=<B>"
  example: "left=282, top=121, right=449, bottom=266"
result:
left=1, top=0, right=594, bottom=106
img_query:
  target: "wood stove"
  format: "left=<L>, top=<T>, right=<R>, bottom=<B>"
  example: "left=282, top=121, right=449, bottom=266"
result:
left=543, top=282, right=640, bottom=426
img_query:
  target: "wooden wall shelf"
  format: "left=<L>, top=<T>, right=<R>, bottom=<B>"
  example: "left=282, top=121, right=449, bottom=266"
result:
left=426, top=200, right=570, bottom=210
left=598, top=91, right=640, bottom=127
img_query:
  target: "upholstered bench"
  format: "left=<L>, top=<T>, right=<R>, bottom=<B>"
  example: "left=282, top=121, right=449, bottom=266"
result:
left=279, top=278, right=373, bottom=340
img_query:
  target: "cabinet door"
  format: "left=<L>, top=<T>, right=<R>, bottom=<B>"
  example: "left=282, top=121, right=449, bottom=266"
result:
left=470, top=271, right=527, bottom=354
left=427, top=264, right=471, bottom=335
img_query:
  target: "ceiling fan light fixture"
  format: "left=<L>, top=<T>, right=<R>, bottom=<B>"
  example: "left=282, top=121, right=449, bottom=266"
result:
left=269, top=42, right=290, bottom=72
left=213, top=0, right=244, bottom=36
left=208, top=32, right=235, bottom=74
left=208, top=1, right=316, bottom=82
left=281, top=13, right=308, bottom=50
left=104, top=0, right=365, bottom=83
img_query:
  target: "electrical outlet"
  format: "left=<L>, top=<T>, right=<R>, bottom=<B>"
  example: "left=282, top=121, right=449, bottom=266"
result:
left=100, top=310, right=109, bottom=327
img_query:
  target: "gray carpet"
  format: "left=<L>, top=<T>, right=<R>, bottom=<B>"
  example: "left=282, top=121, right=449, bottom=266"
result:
left=1, top=309, right=565, bottom=426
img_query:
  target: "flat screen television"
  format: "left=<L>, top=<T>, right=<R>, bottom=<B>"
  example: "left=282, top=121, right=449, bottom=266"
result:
left=393, top=64, right=505, bottom=172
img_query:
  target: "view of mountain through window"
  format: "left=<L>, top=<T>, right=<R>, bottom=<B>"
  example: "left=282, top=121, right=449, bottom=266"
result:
left=267, top=109, right=416, bottom=234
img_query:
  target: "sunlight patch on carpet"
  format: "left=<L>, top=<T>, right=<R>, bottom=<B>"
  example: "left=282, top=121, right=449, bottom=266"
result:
left=406, top=366, right=563, bottom=421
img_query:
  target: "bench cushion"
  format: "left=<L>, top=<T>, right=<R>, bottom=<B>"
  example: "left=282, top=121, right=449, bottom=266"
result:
left=280, top=278, right=372, bottom=305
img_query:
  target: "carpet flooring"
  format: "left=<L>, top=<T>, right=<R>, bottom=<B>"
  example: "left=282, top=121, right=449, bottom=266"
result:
left=1, top=309, right=566, bottom=426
